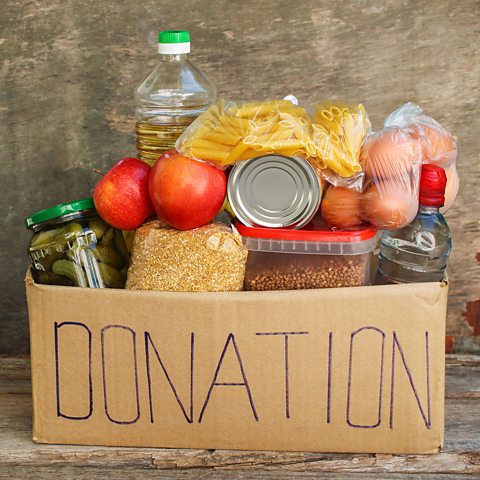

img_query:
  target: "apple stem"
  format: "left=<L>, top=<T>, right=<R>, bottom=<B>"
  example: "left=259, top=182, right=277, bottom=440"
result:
left=93, top=168, right=105, bottom=176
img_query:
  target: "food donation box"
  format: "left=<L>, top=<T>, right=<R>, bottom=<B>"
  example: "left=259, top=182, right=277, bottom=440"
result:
left=22, top=29, right=459, bottom=457
left=26, top=270, right=447, bottom=454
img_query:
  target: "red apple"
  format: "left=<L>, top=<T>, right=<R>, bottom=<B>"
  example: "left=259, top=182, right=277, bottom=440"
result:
left=149, top=150, right=227, bottom=230
left=93, top=157, right=155, bottom=230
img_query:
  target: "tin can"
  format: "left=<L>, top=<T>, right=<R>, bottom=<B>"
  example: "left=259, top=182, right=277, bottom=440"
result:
left=227, top=155, right=321, bottom=229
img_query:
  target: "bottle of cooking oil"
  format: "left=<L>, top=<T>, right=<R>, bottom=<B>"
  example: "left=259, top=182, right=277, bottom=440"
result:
left=134, top=30, right=216, bottom=165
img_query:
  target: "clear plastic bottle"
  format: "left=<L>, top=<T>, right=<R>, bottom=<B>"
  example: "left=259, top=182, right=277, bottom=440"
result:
left=134, top=30, right=216, bottom=165
left=376, top=164, right=452, bottom=284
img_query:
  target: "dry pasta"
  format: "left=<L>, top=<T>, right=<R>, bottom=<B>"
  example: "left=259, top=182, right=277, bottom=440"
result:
left=175, top=100, right=312, bottom=168
left=309, top=101, right=371, bottom=178
left=175, top=99, right=371, bottom=178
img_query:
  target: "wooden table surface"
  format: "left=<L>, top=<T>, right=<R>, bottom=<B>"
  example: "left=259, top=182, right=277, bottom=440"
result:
left=1, top=0, right=480, bottom=357
left=0, top=356, right=479, bottom=479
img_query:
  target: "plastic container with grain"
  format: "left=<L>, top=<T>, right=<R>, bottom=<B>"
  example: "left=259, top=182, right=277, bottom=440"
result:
left=236, top=223, right=378, bottom=291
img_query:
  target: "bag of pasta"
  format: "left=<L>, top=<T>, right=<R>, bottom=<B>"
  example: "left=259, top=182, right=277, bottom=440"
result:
left=309, top=101, right=371, bottom=189
left=384, top=102, right=458, bottom=211
left=175, top=99, right=312, bottom=168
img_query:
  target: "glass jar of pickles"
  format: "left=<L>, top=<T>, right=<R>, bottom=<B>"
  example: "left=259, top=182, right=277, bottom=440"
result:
left=25, top=198, right=129, bottom=288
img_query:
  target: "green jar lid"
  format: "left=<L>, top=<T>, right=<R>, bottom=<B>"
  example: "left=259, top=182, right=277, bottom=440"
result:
left=25, top=198, right=95, bottom=230
left=158, top=30, right=190, bottom=44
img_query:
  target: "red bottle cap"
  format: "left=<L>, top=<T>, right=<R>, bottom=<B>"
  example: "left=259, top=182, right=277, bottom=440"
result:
left=419, top=164, right=447, bottom=207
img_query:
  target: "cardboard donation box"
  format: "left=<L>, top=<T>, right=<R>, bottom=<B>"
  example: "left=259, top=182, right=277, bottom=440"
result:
left=26, top=270, right=447, bottom=454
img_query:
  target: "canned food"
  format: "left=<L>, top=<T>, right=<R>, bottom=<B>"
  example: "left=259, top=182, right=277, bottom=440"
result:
left=25, top=198, right=129, bottom=288
left=227, top=155, right=321, bottom=229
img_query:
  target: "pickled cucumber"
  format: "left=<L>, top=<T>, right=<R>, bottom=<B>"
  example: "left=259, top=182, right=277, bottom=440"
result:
left=98, top=263, right=125, bottom=289
left=122, top=230, right=135, bottom=253
left=52, top=259, right=87, bottom=287
left=63, top=222, right=84, bottom=237
left=114, top=230, right=130, bottom=265
left=37, top=271, right=74, bottom=286
left=37, top=251, right=64, bottom=271
left=94, top=245, right=123, bottom=269
left=102, top=228, right=114, bottom=247
left=89, top=218, right=109, bottom=241
left=54, top=223, right=84, bottom=245
left=29, top=219, right=128, bottom=288
left=31, top=223, right=84, bottom=250
left=66, top=247, right=80, bottom=262
left=31, top=230, right=57, bottom=249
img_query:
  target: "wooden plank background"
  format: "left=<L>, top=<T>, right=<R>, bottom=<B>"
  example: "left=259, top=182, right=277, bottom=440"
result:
left=0, top=0, right=479, bottom=354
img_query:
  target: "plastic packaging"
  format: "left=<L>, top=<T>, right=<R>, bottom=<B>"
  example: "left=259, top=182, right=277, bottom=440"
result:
left=135, top=30, right=216, bottom=165
left=176, top=99, right=312, bottom=168
left=376, top=164, right=452, bottom=283
left=321, top=124, right=422, bottom=231
left=318, top=102, right=430, bottom=231
left=310, top=101, right=371, bottom=181
left=126, top=220, right=247, bottom=292
left=384, top=102, right=458, bottom=211
left=237, top=222, right=378, bottom=290
left=176, top=99, right=371, bottom=176
left=25, top=199, right=128, bottom=288
left=358, top=126, right=422, bottom=229
left=176, top=99, right=455, bottom=232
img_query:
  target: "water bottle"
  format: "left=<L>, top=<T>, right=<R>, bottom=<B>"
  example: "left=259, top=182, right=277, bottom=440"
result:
left=135, top=30, right=216, bottom=165
left=376, top=164, right=452, bottom=283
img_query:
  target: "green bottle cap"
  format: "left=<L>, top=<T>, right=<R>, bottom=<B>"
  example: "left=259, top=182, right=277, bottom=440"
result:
left=158, top=30, right=190, bottom=44
left=25, top=198, right=95, bottom=229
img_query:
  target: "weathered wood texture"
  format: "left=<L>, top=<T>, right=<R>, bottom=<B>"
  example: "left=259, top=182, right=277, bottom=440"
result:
left=0, top=355, right=479, bottom=479
left=1, top=0, right=479, bottom=354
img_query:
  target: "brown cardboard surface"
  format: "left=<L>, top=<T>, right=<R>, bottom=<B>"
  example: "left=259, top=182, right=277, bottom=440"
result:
left=25, top=270, right=447, bottom=454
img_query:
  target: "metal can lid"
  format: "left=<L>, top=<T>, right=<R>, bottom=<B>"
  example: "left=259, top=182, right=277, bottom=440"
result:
left=227, top=155, right=321, bottom=229
left=25, top=198, right=95, bottom=230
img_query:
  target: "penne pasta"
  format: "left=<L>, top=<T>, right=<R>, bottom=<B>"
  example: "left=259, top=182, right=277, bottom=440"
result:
left=331, top=106, right=343, bottom=116
left=224, top=140, right=251, bottom=163
left=244, top=129, right=294, bottom=146
left=235, top=148, right=265, bottom=161
left=305, top=141, right=317, bottom=157
left=190, top=148, right=230, bottom=163
left=320, top=109, right=334, bottom=122
left=219, top=115, right=252, bottom=133
left=235, top=100, right=305, bottom=118
left=275, top=147, right=304, bottom=157
left=185, top=139, right=231, bottom=152
left=176, top=99, right=370, bottom=172
left=310, top=101, right=371, bottom=177
left=202, top=131, right=242, bottom=146
left=260, top=139, right=305, bottom=150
